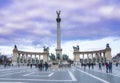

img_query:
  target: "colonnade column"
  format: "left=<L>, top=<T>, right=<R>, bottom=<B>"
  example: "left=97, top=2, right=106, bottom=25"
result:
left=18, top=54, right=20, bottom=64
left=83, top=54, right=84, bottom=64
left=87, top=54, right=89, bottom=63
left=22, top=54, right=24, bottom=64
left=26, top=54, right=28, bottom=64
left=34, top=54, right=36, bottom=64
left=103, top=52, right=106, bottom=63
left=38, top=55, right=40, bottom=63
left=99, top=53, right=102, bottom=63
left=30, top=54, right=32, bottom=64
left=91, top=53, right=93, bottom=63
left=78, top=52, right=109, bottom=64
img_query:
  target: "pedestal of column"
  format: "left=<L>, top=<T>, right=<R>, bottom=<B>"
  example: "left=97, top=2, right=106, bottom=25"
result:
left=56, top=48, right=62, bottom=60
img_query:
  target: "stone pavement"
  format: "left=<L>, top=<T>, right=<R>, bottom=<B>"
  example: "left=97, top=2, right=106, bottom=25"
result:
left=0, top=65, right=120, bottom=83
left=77, top=64, right=120, bottom=77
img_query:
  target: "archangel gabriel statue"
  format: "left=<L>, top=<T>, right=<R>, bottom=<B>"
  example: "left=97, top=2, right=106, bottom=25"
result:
left=56, top=10, right=61, bottom=18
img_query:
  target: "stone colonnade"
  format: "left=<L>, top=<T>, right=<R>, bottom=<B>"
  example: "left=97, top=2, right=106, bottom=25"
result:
left=73, top=44, right=112, bottom=64
left=12, top=45, right=49, bottom=65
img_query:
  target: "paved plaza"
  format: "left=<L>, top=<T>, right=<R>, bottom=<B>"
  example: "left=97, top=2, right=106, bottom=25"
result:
left=0, top=65, right=120, bottom=83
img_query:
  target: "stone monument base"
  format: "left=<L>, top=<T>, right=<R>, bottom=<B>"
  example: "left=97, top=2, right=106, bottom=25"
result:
left=50, top=60, right=71, bottom=68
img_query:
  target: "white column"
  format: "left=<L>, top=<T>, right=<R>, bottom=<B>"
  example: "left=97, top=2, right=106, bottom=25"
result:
left=39, top=55, right=40, bottom=63
left=22, top=54, right=24, bottom=64
left=83, top=54, right=84, bottom=63
left=56, top=11, right=62, bottom=60
left=26, top=54, right=28, bottom=64
left=87, top=54, right=89, bottom=63
left=99, top=53, right=102, bottom=63
left=35, top=54, right=36, bottom=64
left=103, top=53, right=105, bottom=63
left=92, top=53, right=93, bottom=63
left=18, top=53, right=20, bottom=63
left=30, top=54, right=32, bottom=64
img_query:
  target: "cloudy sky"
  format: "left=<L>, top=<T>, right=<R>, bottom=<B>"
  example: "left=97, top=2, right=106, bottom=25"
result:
left=0, top=0, right=120, bottom=59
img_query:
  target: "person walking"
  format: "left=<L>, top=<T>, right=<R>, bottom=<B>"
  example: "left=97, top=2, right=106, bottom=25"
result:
left=39, top=62, right=43, bottom=71
left=91, top=63, right=94, bottom=69
left=99, top=62, right=102, bottom=70
left=109, top=61, right=112, bottom=73
left=105, top=62, right=109, bottom=73
left=84, top=63, right=86, bottom=70
left=44, top=62, right=49, bottom=71
left=30, top=64, right=32, bottom=68
left=116, top=62, right=119, bottom=67
left=88, top=63, right=91, bottom=69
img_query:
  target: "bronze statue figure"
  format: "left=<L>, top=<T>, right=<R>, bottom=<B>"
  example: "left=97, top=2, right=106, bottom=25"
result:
left=73, top=45, right=79, bottom=51
left=43, top=46, right=49, bottom=51
left=56, top=10, right=61, bottom=18
left=14, top=45, right=17, bottom=49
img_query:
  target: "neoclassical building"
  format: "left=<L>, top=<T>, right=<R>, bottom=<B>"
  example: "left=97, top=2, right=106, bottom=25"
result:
left=73, top=44, right=112, bottom=64
left=12, top=45, right=49, bottom=65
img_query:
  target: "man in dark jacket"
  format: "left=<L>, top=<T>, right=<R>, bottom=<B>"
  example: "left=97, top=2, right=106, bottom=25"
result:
left=44, top=62, right=48, bottom=71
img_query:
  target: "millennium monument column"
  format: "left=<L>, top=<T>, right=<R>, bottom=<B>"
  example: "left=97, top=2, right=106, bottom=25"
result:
left=55, top=10, right=62, bottom=60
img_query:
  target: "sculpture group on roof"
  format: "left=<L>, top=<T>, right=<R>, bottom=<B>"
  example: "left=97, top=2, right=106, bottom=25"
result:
left=43, top=46, right=49, bottom=51
left=73, top=45, right=79, bottom=51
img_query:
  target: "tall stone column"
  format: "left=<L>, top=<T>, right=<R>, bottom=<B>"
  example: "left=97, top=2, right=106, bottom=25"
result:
left=55, top=10, right=62, bottom=60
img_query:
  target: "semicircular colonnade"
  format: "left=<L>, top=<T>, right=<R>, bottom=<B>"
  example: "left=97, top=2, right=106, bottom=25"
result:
left=73, top=44, right=112, bottom=64
left=12, top=45, right=49, bottom=65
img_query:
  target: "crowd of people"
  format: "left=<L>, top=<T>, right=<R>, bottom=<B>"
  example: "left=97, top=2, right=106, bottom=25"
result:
left=27, top=62, right=49, bottom=71
left=80, top=61, right=119, bottom=73
left=98, top=61, right=113, bottom=73
left=81, top=63, right=95, bottom=70
left=2, top=60, right=120, bottom=74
